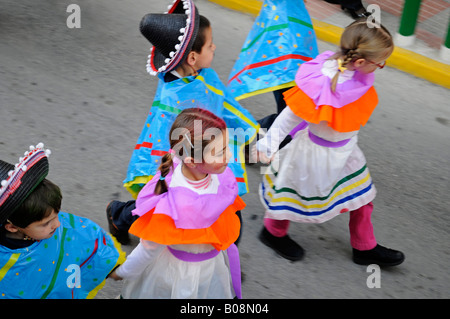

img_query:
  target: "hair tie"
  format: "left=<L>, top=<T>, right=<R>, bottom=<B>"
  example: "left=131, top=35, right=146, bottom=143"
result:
left=159, top=176, right=165, bottom=181
left=337, top=58, right=347, bottom=73
left=168, top=149, right=175, bottom=155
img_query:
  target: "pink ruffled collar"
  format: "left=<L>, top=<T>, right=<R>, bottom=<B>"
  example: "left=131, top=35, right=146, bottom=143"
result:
left=132, top=159, right=238, bottom=230
left=295, top=51, right=375, bottom=109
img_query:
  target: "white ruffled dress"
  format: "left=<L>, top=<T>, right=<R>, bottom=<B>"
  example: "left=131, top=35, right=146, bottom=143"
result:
left=116, top=163, right=244, bottom=298
left=257, top=51, right=378, bottom=223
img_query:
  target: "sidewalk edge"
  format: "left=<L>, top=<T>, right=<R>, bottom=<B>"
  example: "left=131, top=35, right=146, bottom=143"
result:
left=208, top=0, right=450, bottom=89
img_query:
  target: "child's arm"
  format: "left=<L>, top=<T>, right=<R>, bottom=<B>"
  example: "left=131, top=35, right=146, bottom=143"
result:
left=257, top=106, right=304, bottom=162
left=109, top=240, right=164, bottom=281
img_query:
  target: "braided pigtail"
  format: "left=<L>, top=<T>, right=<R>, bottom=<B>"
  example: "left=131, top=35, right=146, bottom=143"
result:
left=154, top=153, right=173, bottom=195
left=330, top=48, right=359, bottom=92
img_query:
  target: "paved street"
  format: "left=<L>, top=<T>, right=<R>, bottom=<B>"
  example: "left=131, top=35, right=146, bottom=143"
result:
left=1, top=0, right=449, bottom=299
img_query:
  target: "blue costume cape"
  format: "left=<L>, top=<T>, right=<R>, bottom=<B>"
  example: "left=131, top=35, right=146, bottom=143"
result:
left=0, top=212, right=125, bottom=299
left=227, top=0, right=319, bottom=100
left=124, top=68, right=259, bottom=198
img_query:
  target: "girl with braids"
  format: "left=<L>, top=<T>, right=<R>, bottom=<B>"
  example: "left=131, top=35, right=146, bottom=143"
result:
left=256, top=19, right=405, bottom=266
left=110, top=108, right=245, bottom=299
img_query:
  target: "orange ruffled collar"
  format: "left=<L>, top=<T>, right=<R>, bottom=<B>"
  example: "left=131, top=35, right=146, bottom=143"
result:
left=284, top=85, right=378, bottom=133
left=286, top=51, right=378, bottom=133
left=129, top=196, right=245, bottom=251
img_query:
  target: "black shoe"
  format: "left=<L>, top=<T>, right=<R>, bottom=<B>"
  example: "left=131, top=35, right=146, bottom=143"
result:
left=259, top=227, right=304, bottom=261
left=343, top=7, right=370, bottom=19
left=353, top=244, right=405, bottom=267
left=106, top=201, right=131, bottom=245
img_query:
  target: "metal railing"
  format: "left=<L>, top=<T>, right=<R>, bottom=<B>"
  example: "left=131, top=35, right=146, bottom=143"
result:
left=396, top=0, right=450, bottom=61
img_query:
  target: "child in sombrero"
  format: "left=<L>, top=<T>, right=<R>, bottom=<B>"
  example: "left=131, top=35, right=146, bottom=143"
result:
left=125, top=0, right=258, bottom=197
left=0, top=143, right=125, bottom=299
left=107, top=0, right=259, bottom=244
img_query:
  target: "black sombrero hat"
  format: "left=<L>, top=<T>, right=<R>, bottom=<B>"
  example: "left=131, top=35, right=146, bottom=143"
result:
left=140, top=0, right=199, bottom=75
left=0, top=143, right=51, bottom=225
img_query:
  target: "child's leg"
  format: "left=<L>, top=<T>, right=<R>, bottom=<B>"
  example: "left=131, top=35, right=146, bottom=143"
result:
left=256, top=87, right=290, bottom=130
left=109, top=200, right=138, bottom=231
left=264, top=218, right=290, bottom=237
left=106, top=200, right=138, bottom=245
left=273, top=87, right=290, bottom=114
left=350, top=202, right=405, bottom=266
left=348, top=202, right=377, bottom=250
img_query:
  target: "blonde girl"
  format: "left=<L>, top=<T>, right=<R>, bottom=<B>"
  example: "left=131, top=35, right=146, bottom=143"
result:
left=256, top=19, right=405, bottom=266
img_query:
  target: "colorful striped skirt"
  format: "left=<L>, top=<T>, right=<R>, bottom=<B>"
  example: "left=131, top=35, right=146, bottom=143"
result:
left=259, top=129, right=376, bottom=223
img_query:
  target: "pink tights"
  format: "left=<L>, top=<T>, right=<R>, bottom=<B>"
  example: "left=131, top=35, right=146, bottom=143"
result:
left=264, top=202, right=377, bottom=251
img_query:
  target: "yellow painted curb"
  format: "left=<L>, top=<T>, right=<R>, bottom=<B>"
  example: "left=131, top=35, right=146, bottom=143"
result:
left=208, top=0, right=450, bottom=89
left=209, top=0, right=261, bottom=15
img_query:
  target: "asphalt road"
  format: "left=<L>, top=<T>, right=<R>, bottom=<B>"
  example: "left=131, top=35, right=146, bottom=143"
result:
left=1, top=0, right=449, bottom=299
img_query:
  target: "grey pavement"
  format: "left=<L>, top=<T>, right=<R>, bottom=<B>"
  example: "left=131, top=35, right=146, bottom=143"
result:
left=0, top=0, right=449, bottom=299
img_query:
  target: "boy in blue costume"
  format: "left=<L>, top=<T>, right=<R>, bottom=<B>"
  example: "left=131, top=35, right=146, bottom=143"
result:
left=0, top=143, right=125, bottom=299
left=108, top=0, right=259, bottom=244
left=124, top=0, right=258, bottom=198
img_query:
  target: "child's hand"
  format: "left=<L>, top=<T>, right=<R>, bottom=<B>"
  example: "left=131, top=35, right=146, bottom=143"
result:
left=249, top=144, right=273, bottom=164
left=108, top=269, right=123, bottom=281
left=257, top=151, right=273, bottom=164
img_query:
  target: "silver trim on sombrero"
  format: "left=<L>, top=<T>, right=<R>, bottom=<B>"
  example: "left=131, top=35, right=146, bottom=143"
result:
left=146, top=0, right=195, bottom=76
left=0, top=143, right=51, bottom=197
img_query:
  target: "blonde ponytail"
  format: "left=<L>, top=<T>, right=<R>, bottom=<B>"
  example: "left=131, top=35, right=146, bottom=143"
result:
left=330, top=49, right=359, bottom=92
